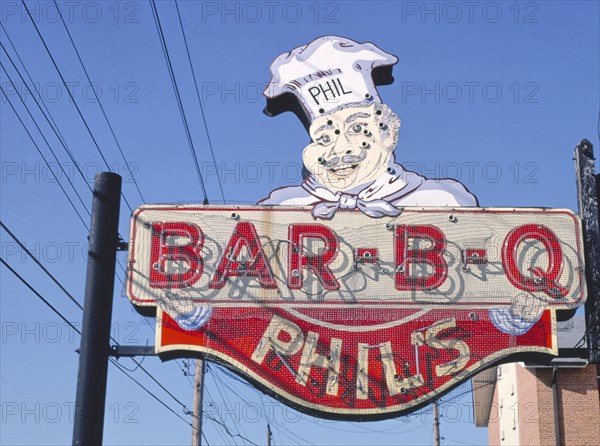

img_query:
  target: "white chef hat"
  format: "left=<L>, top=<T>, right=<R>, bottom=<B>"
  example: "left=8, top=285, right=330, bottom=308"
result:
left=264, top=36, right=398, bottom=129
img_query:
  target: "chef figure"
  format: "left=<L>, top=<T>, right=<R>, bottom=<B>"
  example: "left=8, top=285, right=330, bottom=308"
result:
left=259, top=35, right=478, bottom=218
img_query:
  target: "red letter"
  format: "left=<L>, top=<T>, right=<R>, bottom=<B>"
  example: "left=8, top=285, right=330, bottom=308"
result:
left=149, top=222, right=204, bottom=288
left=209, top=222, right=276, bottom=289
left=288, top=224, right=339, bottom=290
left=395, top=225, right=447, bottom=291
left=502, top=224, right=568, bottom=298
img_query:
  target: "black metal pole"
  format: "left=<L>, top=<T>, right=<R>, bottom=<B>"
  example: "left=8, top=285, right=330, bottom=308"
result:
left=73, top=172, right=122, bottom=445
left=574, top=139, right=600, bottom=364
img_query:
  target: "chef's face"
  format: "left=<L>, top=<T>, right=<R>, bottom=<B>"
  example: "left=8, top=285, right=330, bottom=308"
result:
left=303, top=103, right=400, bottom=191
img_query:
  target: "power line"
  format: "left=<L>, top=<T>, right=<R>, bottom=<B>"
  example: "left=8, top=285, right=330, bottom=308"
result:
left=20, top=0, right=134, bottom=213
left=149, top=0, right=209, bottom=205
left=209, top=365, right=247, bottom=445
left=0, top=222, right=83, bottom=310
left=208, top=364, right=311, bottom=446
left=0, top=256, right=211, bottom=442
left=210, top=366, right=251, bottom=442
left=0, top=86, right=90, bottom=230
left=1, top=26, right=134, bottom=284
left=1, top=74, right=130, bottom=308
left=109, top=357, right=198, bottom=432
left=174, top=0, right=225, bottom=203
left=51, top=0, right=146, bottom=204
left=0, top=40, right=95, bottom=203
left=0, top=23, right=75, bottom=174
left=204, top=412, right=259, bottom=446
left=203, top=384, right=236, bottom=446
left=0, top=222, right=200, bottom=436
left=0, top=227, right=193, bottom=429
left=0, top=57, right=93, bottom=209
left=0, top=257, right=81, bottom=334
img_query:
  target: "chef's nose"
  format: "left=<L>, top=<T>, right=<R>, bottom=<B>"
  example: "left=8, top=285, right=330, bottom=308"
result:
left=328, top=140, right=354, bottom=157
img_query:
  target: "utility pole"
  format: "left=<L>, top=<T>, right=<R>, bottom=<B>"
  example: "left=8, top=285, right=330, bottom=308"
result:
left=72, top=172, right=122, bottom=445
left=192, top=359, right=205, bottom=446
left=433, top=401, right=440, bottom=446
left=267, top=423, right=272, bottom=446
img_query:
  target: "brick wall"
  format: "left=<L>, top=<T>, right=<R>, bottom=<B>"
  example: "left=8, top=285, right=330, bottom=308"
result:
left=489, top=364, right=600, bottom=445
left=554, top=366, right=599, bottom=445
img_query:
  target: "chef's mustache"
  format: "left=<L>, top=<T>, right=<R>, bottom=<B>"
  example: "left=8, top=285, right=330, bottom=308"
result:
left=322, top=149, right=367, bottom=169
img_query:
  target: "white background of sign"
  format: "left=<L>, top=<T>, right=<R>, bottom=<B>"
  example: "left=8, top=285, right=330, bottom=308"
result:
left=128, top=206, right=585, bottom=310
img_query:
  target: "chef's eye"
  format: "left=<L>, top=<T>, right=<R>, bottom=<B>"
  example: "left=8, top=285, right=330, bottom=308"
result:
left=316, top=134, right=332, bottom=145
left=349, top=123, right=365, bottom=134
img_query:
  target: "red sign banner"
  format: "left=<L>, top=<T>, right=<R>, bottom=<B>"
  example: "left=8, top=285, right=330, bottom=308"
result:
left=126, top=205, right=585, bottom=418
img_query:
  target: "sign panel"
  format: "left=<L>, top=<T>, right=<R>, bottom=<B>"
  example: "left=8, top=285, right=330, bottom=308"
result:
left=125, top=35, right=588, bottom=419
left=126, top=205, right=585, bottom=418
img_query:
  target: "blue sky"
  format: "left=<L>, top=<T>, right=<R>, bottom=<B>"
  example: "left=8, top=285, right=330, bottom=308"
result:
left=1, top=1, right=598, bottom=445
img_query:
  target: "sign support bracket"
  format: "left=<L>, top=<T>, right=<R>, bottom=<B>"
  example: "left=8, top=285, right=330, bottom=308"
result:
left=109, top=345, right=156, bottom=357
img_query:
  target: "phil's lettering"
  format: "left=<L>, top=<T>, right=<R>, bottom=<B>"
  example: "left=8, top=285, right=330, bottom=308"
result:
left=308, top=78, right=352, bottom=105
left=251, top=314, right=471, bottom=399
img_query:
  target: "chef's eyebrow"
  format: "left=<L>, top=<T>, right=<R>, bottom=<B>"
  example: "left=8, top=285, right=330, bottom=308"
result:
left=345, top=112, right=371, bottom=124
left=314, top=123, right=335, bottom=134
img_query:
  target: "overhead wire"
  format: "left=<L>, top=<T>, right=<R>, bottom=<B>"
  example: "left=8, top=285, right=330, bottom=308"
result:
left=20, top=0, right=134, bottom=213
left=203, top=383, right=237, bottom=446
left=0, top=53, right=93, bottom=208
left=7, top=6, right=239, bottom=445
left=0, top=257, right=81, bottom=334
left=2, top=25, right=135, bottom=289
left=109, top=357, right=198, bottom=432
left=210, top=367, right=252, bottom=443
left=1, top=31, right=132, bottom=291
left=0, top=254, right=216, bottom=442
left=204, top=412, right=259, bottom=446
left=1, top=74, right=129, bottom=312
left=51, top=0, right=146, bottom=203
left=0, top=256, right=209, bottom=439
left=0, top=222, right=83, bottom=310
left=1, top=53, right=201, bottom=443
left=11, top=3, right=254, bottom=444
left=0, top=23, right=75, bottom=173
left=149, top=0, right=209, bottom=204
left=208, top=364, right=311, bottom=446
left=0, top=224, right=212, bottom=439
left=173, top=0, right=225, bottom=203
left=143, top=6, right=233, bottom=437
left=0, top=87, right=90, bottom=230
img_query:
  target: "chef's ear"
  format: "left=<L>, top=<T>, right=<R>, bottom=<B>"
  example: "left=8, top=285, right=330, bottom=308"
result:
left=376, top=104, right=400, bottom=152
